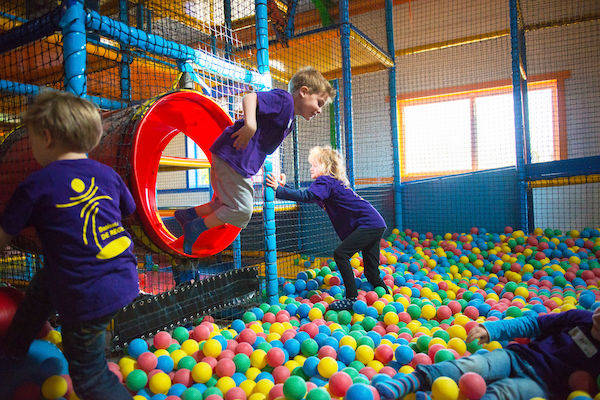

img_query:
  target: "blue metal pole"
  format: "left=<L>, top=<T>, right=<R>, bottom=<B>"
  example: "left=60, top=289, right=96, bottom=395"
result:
left=284, top=0, right=299, bottom=39
left=331, top=80, right=342, bottom=151
left=338, top=0, right=354, bottom=189
left=61, top=0, right=87, bottom=96
left=119, top=0, right=131, bottom=102
left=509, top=0, right=531, bottom=233
left=223, top=0, right=241, bottom=269
left=385, top=0, right=402, bottom=230
left=256, top=0, right=277, bottom=303
left=263, top=162, right=278, bottom=304
left=255, top=0, right=270, bottom=74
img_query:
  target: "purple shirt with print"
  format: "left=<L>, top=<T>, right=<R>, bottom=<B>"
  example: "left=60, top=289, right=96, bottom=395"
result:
left=308, top=175, right=386, bottom=240
left=0, top=159, right=139, bottom=322
left=210, top=89, right=295, bottom=178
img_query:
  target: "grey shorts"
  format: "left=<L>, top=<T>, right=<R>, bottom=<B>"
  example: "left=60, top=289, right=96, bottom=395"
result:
left=208, top=155, right=254, bottom=228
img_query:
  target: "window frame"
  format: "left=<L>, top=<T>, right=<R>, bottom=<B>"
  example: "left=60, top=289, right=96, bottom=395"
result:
left=397, top=71, right=570, bottom=181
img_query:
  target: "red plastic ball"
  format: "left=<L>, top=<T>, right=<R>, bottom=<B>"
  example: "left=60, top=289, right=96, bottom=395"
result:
left=458, top=372, right=486, bottom=400
left=329, top=371, right=353, bottom=397
left=266, top=347, right=286, bottom=368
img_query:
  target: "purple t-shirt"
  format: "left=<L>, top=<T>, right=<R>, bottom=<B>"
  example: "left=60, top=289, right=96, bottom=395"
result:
left=0, top=159, right=139, bottom=322
left=485, top=310, right=600, bottom=400
left=309, top=175, right=386, bottom=240
left=210, top=89, right=295, bottom=178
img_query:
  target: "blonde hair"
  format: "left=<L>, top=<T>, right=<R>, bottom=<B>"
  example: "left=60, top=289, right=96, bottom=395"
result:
left=308, top=145, right=349, bottom=186
left=288, top=66, right=336, bottom=101
left=22, top=90, right=102, bottom=153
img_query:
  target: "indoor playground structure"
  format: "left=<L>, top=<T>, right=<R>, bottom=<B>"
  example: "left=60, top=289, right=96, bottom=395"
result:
left=0, top=0, right=599, bottom=399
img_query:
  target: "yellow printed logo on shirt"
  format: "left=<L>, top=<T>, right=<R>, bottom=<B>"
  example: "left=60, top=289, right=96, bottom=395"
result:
left=55, top=177, right=131, bottom=259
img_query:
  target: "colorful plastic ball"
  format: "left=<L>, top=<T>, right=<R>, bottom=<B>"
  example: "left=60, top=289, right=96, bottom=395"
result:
left=434, top=349, right=455, bottom=363
left=138, top=351, right=159, bottom=372
left=356, top=345, right=375, bottom=364
left=233, top=353, right=251, bottom=373
left=154, top=331, right=173, bottom=350
left=317, top=356, right=338, bottom=378
left=458, top=372, right=486, bottom=399
left=157, top=354, right=175, bottom=374
left=41, top=375, right=68, bottom=399
left=226, top=387, right=247, bottom=400
left=203, top=339, right=222, bottom=358
left=343, top=383, right=375, bottom=400
left=191, top=362, right=213, bottom=383
left=129, top=338, right=150, bottom=358
left=127, top=369, right=149, bottom=391
left=329, top=371, right=353, bottom=397
left=181, top=387, right=203, bottom=400
left=307, top=387, right=331, bottom=400
left=216, top=358, right=236, bottom=377
left=266, top=347, right=285, bottom=368
left=431, top=376, right=459, bottom=400
left=394, top=345, right=414, bottom=365
left=150, top=372, right=172, bottom=395
left=282, top=375, right=307, bottom=400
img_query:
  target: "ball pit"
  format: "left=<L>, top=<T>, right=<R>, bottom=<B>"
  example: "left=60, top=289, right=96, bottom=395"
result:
left=3, top=226, right=599, bottom=399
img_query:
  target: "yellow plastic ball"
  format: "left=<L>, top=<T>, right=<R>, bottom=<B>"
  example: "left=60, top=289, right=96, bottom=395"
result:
left=431, top=376, right=459, bottom=400
left=41, top=375, right=68, bottom=399
left=250, top=349, right=268, bottom=369
left=339, top=336, right=357, bottom=349
left=308, top=307, right=323, bottom=321
left=383, top=312, right=400, bottom=325
left=254, top=379, right=274, bottom=395
left=192, top=362, right=213, bottom=383
left=447, top=325, right=467, bottom=340
left=317, top=356, right=338, bottom=378
left=398, top=365, right=415, bottom=374
left=249, top=394, right=267, bottom=400
left=447, top=338, right=466, bottom=355
left=154, top=349, right=170, bottom=357
left=350, top=258, right=361, bottom=268
left=366, top=360, right=384, bottom=372
left=170, top=349, right=187, bottom=367
left=216, top=376, right=236, bottom=394
left=567, top=391, right=591, bottom=400
left=203, top=339, right=222, bottom=357
left=421, top=304, right=436, bottom=320
left=484, top=341, right=503, bottom=351
left=149, top=372, right=172, bottom=395
left=45, top=330, right=62, bottom=345
left=240, top=380, right=257, bottom=396
left=181, top=339, right=200, bottom=355
left=246, top=367, right=261, bottom=380
left=356, top=345, right=375, bottom=364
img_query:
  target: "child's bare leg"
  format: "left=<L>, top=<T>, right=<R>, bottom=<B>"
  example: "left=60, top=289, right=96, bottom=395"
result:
left=194, top=203, right=216, bottom=217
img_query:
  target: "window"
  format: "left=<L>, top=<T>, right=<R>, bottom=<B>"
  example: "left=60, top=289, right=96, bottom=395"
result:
left=398, top=73, right=568, bottom=181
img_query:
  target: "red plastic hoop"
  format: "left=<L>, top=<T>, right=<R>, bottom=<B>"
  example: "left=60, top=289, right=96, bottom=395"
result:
left=131, top=91, right=241, bottom=258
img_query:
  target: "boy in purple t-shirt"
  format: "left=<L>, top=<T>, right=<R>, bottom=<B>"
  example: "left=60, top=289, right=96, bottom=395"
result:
left=266, top=146, right=389, bottom=311
left=0, top=91, right=138, bottom=400
left=174, top=67, right=335, bottom=254
left=376, top=308, right=600, bottom=400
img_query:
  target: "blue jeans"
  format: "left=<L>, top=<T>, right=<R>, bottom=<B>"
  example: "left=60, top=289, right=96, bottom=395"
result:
left=4, top=268, right=132, bottom=400
left=416, top=349, right=547, bottom=400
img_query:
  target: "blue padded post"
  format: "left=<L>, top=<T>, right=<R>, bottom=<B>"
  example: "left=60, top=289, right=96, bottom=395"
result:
left=331, top=79, right=342, bottom=153
left=509, top=0, right=532, bottom=233
left=119, top=0, right=131, bottom=102
left=61, top=0, right=87, bottom=97
left=385, top=0, right=402, bottom=230
left=338, top=0, right=354, bottom=189
left=263, top=161, right=278, bottom=304
left=255, top=0, right=270, bottom=74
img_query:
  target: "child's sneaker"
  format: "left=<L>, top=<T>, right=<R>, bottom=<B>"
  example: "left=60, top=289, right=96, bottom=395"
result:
left=183, top=217, right=208, bottom=255
left=174, top=208, right=198, bottom=228
left=328, top=298, right=356, bottom=311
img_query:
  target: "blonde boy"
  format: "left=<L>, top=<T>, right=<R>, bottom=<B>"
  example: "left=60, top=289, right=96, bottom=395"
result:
left=0, top=91, right=137, bottom=400
left=175, top=66, right=336, bottom=255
